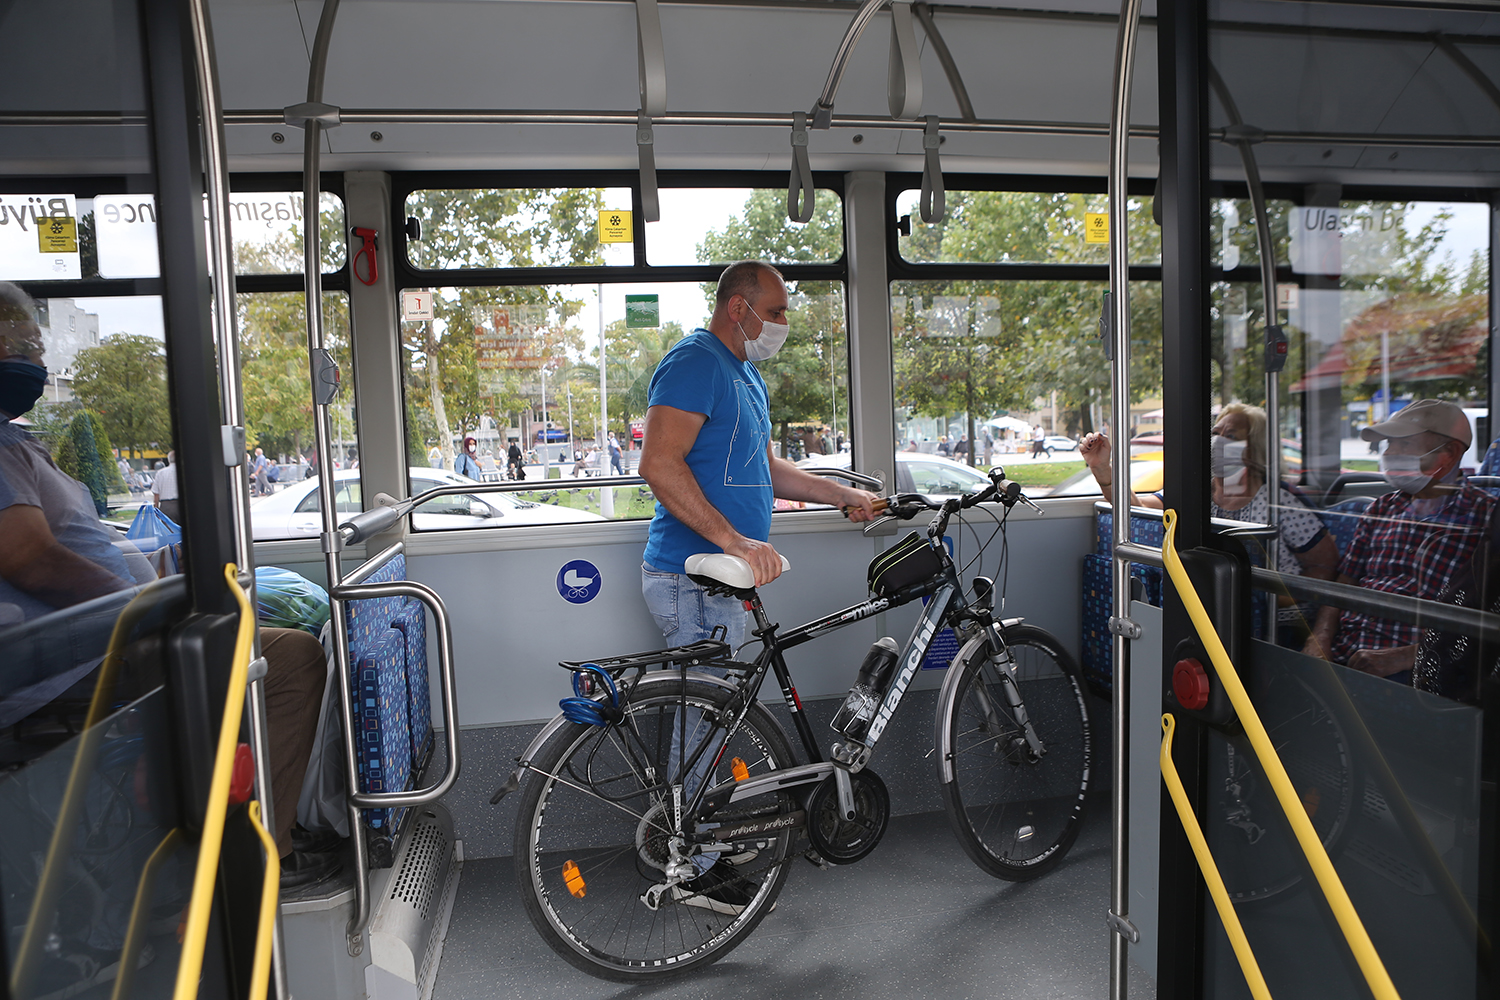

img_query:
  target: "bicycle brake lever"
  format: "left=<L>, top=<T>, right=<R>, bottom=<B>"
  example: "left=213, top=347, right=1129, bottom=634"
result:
left=1017, top=493, right=1045, bottom=515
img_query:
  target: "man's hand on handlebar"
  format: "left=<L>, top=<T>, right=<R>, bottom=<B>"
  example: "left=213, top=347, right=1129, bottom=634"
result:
left=836, top=486, right=879, bottom=523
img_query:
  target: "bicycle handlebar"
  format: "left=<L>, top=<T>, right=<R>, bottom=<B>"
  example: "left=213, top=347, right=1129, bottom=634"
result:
left=842, top=467, right=1035, bottom=530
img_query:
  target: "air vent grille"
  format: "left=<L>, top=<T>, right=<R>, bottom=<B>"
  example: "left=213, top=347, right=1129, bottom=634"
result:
left=390, top=819, right=448, bottom=920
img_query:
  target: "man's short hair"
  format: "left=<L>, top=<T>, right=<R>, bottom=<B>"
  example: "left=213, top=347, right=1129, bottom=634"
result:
left=715, top=261, right=784, bottom=308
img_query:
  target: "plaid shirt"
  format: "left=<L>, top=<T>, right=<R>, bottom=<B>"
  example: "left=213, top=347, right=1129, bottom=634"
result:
left=1332, top=482, right=1497, bottom=663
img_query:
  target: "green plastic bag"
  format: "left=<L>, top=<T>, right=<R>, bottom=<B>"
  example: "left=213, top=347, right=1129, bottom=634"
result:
left=254, top=566, right=330, bottom=636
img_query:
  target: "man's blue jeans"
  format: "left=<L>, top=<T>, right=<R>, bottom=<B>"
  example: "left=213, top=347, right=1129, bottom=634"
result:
left=642, top=563, right=747, bottom=870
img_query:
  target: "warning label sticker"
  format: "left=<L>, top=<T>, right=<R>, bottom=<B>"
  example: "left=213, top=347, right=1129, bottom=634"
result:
left=598, top=210, right=632, bottom=244
left=1085, top=213, right=1110, bottom=244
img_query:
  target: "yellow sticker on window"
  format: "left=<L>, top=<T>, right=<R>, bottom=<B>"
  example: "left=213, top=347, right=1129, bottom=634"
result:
left=598, top=210, right=632, bottom=244
left=38, top=216, right=78, bottom=254
left=1085, top=213, right=1109, bottom=245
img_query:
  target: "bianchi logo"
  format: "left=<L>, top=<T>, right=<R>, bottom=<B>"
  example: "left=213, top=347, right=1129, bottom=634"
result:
left=867, top=612, right=938, bottom=742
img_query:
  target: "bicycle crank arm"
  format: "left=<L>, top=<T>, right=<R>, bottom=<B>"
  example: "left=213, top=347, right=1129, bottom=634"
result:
left=697, top=760, right=836, bottom=818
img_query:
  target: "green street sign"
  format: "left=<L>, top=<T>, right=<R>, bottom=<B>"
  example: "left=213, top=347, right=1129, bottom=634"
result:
left=625, top=293, right=660, bottom=328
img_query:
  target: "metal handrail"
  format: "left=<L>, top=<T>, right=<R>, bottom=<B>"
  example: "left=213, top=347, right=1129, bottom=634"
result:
left=327, top=577, right=462, bottom=809
left=1161, top=510, right=1402, bottom=1000
left=1105, top=0, right=1144, bottom=994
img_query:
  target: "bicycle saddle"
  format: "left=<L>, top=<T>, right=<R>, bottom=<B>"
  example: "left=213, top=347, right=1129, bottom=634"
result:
left=684, top=552, right=791, bottom=590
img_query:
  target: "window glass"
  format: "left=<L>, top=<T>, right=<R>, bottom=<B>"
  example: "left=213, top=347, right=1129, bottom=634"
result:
left=242, top=292, right=356, bottom=541
left=646, top=188, right=844, bottom=266
left=400, top=279, right=847, bottom=524
left=890, top=279, right=1162, bottom=498
left=405, top=187, right=633, bottom=270
left=83, top=191, right=345, bottom=279
left=8, top=295, right=169, bottom=525
left=896, top=189, right=1160, bottom=265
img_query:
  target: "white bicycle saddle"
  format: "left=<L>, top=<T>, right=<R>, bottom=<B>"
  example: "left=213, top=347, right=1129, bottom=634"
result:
left=684, top=552, right=791, bottom=589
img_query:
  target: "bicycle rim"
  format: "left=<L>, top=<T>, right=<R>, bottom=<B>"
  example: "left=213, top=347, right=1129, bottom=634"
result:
left=515, top=679, right=794, bottom=981
left=940, top=625, right=1092, bottom=880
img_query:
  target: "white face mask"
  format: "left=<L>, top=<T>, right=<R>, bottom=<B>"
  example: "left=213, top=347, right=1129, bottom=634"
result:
left=1210, top=434, right=1250, bottom=493
left=739, top=303, right=790, bottom=362
left=1380, top=444, right=1443, bottom=494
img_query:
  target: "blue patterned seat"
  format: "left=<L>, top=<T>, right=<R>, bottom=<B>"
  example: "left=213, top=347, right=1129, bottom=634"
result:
left=391, top=601, right=431, bottom=767
left=352, top=628, right=410, bottom=838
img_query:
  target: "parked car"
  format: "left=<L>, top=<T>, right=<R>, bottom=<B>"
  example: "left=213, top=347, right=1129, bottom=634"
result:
left=251, top=467, right=605, bottom=539
left=795, top=451, right=992, bottom=498
left=1040, top=435, right=1078, bottom=454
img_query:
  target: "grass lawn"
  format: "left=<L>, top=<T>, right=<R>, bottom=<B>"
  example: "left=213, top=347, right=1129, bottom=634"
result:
left=1007, top=460, right=1086, bottom=488
left=518, top=485, right=657, bottom=519
left=1343, top=460, right=1379, bottom=472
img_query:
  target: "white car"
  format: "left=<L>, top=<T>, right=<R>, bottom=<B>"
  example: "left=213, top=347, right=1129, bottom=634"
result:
left=1040, top=435, right=1079, bottom=454
left=795, top=452, right=992, bottom=497
left=251, top=467, right=606, bottom=540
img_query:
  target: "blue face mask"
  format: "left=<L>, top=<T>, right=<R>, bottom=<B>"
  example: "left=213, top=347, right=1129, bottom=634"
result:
left=0, top=359, right=47, bottom=418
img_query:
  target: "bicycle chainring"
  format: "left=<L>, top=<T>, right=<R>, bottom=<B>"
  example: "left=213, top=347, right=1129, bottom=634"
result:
left=804, top=769, right=889, bottom=864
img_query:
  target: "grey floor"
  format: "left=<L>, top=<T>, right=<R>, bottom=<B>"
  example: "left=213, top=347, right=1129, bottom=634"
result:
left=432, top=803, right=1155, bottom=1000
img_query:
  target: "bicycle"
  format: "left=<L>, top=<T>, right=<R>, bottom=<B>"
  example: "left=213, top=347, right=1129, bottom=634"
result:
left=496, top=467, right=1093, bottom=981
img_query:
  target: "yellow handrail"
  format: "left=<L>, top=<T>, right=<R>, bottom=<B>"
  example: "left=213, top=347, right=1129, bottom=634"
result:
left=172, top=564, right=257, bottom=1000
left=1161, top=510, right=1401, bottom=1000
left=112, top=828, right=184, bottom=1000
left=1160, top=714, right=1273, bottom=1000
left=10, top=583, right=171, bottom=997
left=245, top=800, right=281, bottom=1000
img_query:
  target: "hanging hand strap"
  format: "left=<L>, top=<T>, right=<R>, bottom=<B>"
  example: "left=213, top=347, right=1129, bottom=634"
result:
left=788, top=112, right=816, bottom=223
left=919, top=115, right=945, bottom=223
left=888, top=0, right=922, bottom=120
left=638, top=114, right=660, bottom=223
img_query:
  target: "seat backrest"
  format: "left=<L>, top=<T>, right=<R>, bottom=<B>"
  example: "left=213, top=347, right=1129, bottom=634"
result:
left=1319, top=497, right=1373, bottom=557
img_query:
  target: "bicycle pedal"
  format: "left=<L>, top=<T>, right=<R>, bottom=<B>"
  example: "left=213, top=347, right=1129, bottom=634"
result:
left=803, top=848, right=833, bottom=870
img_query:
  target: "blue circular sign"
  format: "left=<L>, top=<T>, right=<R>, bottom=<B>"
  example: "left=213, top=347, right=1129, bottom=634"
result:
left=557, top=559, right=602, bottom=605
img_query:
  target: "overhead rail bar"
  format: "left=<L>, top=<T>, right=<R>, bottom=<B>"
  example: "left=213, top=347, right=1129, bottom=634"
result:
left=913, top=1, right=976, bottom=121
left=1159, top=714, right=1273, bottom=1000
left=1161, top=511, right=1403, bottom=1000
left=1104, top=0, right=1143, bottom=996
left=811, top=0, right=901, bottom=128
left=1206, top=62, right=1284, bottom=634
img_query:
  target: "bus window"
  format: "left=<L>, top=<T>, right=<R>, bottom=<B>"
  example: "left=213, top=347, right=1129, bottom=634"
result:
left=646, top=187, right=844, bottom=266
left=404, top=187, right=634, bottom=270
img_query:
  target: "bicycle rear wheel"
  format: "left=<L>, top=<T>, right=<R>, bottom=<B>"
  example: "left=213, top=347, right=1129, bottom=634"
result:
left=514, top=676, right=795, bottom=982
left=937, top=624, right=1092, bottom=880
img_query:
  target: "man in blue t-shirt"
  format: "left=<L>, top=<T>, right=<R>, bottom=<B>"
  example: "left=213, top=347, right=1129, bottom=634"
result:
left=636, top=261, right=877, bottom=912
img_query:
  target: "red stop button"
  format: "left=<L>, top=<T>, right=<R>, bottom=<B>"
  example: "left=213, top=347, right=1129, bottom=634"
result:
left=228, top=743, right=255, bottom=806
left=1173, top=658, right=1211, bottom=711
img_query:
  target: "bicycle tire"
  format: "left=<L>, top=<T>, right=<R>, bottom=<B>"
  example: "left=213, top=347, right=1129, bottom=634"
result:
left=937, top=624, right=1092, bottom=881
left=1211, top=666, right=1361, bottom=904
left=514, top=675, right=796, bottom=982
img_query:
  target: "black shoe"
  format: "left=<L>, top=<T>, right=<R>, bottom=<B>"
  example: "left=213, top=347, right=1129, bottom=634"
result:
left=672, top=864, right=754, bottom=916
left=291, top=824, right=344, bottom=855
left=32, top=942, right=153, bottom=1000
left=280, top=849, right=340, bottom=889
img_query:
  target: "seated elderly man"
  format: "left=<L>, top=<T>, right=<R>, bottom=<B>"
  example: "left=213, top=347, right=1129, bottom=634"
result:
left=1304, top=399, right=1497, bottom=682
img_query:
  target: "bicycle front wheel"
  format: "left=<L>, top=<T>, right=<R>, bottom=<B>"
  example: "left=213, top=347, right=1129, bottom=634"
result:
left=514, top=676, right=795, bottom=982
left=937, top=624, right=1092, bottom=880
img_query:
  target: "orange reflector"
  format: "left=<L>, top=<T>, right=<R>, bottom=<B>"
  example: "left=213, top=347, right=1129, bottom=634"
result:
left=562, top=860, right=586, bottom=898
left=1302, top=786, right=1322, bottom=820
left=731, top=757, right=749, bottom=782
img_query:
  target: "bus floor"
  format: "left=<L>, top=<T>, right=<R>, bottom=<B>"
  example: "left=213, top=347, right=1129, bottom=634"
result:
left=432, top=803, right=1153, bottom=999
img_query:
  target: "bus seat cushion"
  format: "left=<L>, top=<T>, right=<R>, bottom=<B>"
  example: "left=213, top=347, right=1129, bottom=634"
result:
left=353, top=627, right=412, bottom=830
left=391, top=601, right=432, bottom=762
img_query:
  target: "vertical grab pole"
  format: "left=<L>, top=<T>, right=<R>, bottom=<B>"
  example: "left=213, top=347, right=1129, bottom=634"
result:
left=1107, top=0, right=1145, bottom=995
left=1208, top=67, right=1283, bottom=634
left=183, top=0, right=290, bottom=994
left=295, top=0, right=368, bottom=954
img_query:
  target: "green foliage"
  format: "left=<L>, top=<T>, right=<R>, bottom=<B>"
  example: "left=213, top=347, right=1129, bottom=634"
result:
left=694, top=190, right=849, bottom=450
left=57, top=411, right=112, bottom=514
left=238, top=287, right=351, bottom=459
left=70, top=334, right=170, bottom=459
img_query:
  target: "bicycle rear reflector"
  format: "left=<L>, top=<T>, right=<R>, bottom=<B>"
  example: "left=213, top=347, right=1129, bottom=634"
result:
left=731, top=757, right=749, bottom=782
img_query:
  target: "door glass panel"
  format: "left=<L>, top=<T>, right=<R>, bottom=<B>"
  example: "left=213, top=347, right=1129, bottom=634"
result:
left=896, top=188, right=1160, bottom=265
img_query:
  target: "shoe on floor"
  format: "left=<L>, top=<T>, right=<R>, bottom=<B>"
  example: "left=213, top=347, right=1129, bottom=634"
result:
left=672, top=864, right=754, bottom=916
left=32, top=942, right=153, bottom=1000
left=280, top=849, right=340, bottom=889
left=290, top=824, right=344, bottom=855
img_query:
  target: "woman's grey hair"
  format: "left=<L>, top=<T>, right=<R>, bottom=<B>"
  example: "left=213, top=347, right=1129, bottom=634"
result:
left=0, top=282, right=36, bottom=323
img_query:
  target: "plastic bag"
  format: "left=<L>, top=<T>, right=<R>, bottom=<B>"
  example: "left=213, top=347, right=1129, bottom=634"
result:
left=254, top=566, right=331, bottom=636
left=125, top=504, right=182, bottom=553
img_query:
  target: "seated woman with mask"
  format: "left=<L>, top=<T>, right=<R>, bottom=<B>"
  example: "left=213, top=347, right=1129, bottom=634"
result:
left=1081, top=403, right=1339, bottom=641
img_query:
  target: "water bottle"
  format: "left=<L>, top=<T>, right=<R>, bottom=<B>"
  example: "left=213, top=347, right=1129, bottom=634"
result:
left=831, top=637, right=900, bottom=742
